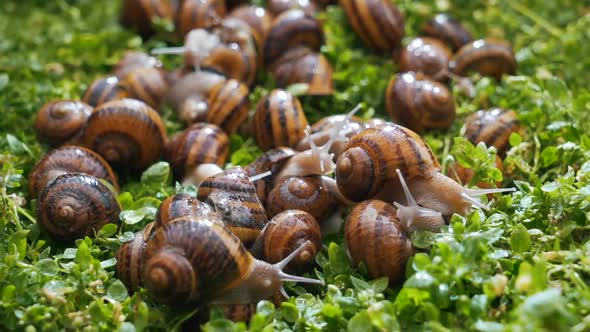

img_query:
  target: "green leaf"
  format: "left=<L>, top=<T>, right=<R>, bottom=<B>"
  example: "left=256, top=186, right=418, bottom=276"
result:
left=75, top=241, right=92, bottom=268
left=348, top=311, right=372, bottom=332
left=328, top=242, right=350, bottom=275
left=510, top=224, right=532, bottom=253
left=107, top=279, right=128, bottom=302
left=140, top=162, right=171, bottom=187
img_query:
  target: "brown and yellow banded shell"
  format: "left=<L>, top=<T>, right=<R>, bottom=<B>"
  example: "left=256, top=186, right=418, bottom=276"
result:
left=271, top=47, right=334, bottom=95
left=175, top=0, right=227, bottom=39
left=449, top=39, right=517, bottom=80
left=113, top=51, right=163, bottom=79
left=36, top=173, right=121, bottom=240
left=263, top=9, right=324, bottom=66
left=385, top=72, right=456, bottom=133
left=79, top=98, right=167, bottom=170
left=228, top=5, right=273, bottom=58
left=266, top=176, right=334, bottom=222
left=155, top=193, right=215, bottom=228
left=28, top=145, right=118, bottom=198
left=202, top=46, right=257, bottom=87
left=164, top=123, right=229, bottom=179
left=345, top=199, right=414, bottom=284
left=464, top=108, right=520, bottom=156
left=398, top=37, right=452, bottom=81
left=421, top=14, right=473, bottom=51
left=142, top=216, right=253, bottom=304
left=34, top=100, right=92, bottom=146
left=82, top=76, right=130, bottom=107
left=244, top=147, right=297, bottom=202
left=340, top=0, right=404, bottom=53
left=207, top=79, right=250, bottom=134
left=267, top=0, right=318, bottom=17
left=121, top=67, right=169, bottom=109
left=253, top=89, right=308, bottom=150
left=335, top=124, right=440, bottom=202
left=115, top=221, right=155, bottom=291
left=120, top=0, right=175, bottom=39
left=197, top=167, right=269, bottom=245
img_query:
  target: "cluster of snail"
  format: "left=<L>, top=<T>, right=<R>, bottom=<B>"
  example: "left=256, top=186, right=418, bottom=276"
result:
left=26, top=0, right=525, bottom=325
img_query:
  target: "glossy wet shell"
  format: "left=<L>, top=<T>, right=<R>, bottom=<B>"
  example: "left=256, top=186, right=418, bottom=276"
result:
left=113, top=51, right=163, bottom=78
left=244, top=147, right=297, bottom=202
left=266, top=176, right=334, bottom=222
left=121, top=67, right=169, bottom=109
left=202, top=46, right=257, bottom=87
left=82, top=76, right=130, bottom=107
left=34, top=100, right=92, bottom=146
left=36, top=173, right=121, bottom=240
left=449, top=39, right=517, bottom=80
left=228, top=5, right=273, bottom=57
left=271, top=47, right=334, bottom=95
left=398, top=37, right=452, bottom=81
left=155, top=193, right=215, bottom=228
left=464, top=108, right=520, bottom=156
left=115, top=222, right=155, bottom=291
left=345, top=200, right=414, bottom=283
left=120, top=0, right=174, bottom=39
left=175, top=0, right=227, bottom=39
left=421, top=14, right=473, bottom=51
left=206, top=79, right=250, bottom=134
left=28, top=145, right=118, bottom=198
left=267, top=0, right=318, bottom=17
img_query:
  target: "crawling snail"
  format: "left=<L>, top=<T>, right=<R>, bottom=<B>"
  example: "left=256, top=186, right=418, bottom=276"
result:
left=267, top=0, right=318, bottom=17
left=449, top=39, right=517, bottom=80
left=120, top=66, right=169, bottom=109
left=207, top=79, right=250, bottom=134
left=155, top=193, right=216, bottom=228
left=120, top=0, right=174, bottom=39
left=112, top=51, right=163, bottom=78
left=464, top=108, right=520, bottom=157
left=36, top=173, right=121, bottom=240
left=228, top=5, right=273, bottom=59
left=116, top=222, right=155, bottom=291
left=421, top=14, right=473, bottom=52
left=141, top=216, right=323, bottom=305
left=397, top=37, right=452, bottom=82
left=82, top=76, right=130, bottom=107
left=34, top=100, right=92, bottom=147
left=270, top=47, right=335, bottom=95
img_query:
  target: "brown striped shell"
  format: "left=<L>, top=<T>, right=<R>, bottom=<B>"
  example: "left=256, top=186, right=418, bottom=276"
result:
left=421, top=14, right=473, bottom=51
left=175, top=0, right=227, bottom=39
left=120, top=0, right=174, bottom=39
left=340, top=0, right=404, bottom=53
left=267, top=0, right=318, bottom=17
left=345, top=199, right=414, bottom=284
left=364, top=118, right=394, bottom=128
left=253, top=89, right=308, bottom=150
left=385, top=72, right=456, bottom=133
left=80, top=99, right=167, bottom=170
left=270, top=47, right=334, bottom=95
left=263, top=9, right=324, bottom=66
left=228, top=5, right=273, bottom=59
left=335, top=124, right=440, bottom=202
left=398, top=37, right=452, bottom=81
left=197, top=167, right=268, bottom=245
left=449, top=39, right=517, bottom=80
left=28, top=145, right=118, bottom=198
left=115, top=222, right=155, bottom=291
left=266, top=176, right=335, bottom=222
left=36, top=173, right=121, bottom=240
left=34, top=100, right=92, bottom=146
left=155, top=193, right=215, bottom=228
left=244, top=147, right=297, bottom=202
left=296, top=113, right=365, bottom=157
left=207, top=79, right=250, bottom=134
left=82, top=76, right=130, bottom=107
left=164, top=123, right=229, bottom=179
left=202, top=45, right=257, bottom=87
left=112, top=51, right=163, bottom=78
left=121, top=67, right=169, bottom=109
left=464, top=108, right=520, bottom=156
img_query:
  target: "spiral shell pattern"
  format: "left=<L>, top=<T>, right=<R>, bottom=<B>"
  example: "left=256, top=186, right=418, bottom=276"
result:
left=82, top=76, right=129, bottom=107
left=449, top=39, right=517, bottom=80
left=115, top=222, right=155, bottom=291
left=34, top=100, right=92, bottom=146
left=464, top=108, right=520, bottom=156
left=266, top=176, right=334, bottom=221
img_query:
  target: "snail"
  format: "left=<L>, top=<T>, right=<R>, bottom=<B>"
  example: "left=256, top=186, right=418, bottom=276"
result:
left=266, top=176, right=335, bottom=222
left=112, top=51, right=163, bottom=79
left=34, top=100, right=92, bottom=146
left=244, top=147, right=297, bottom=203
left=270, top=47, right=334, bottom=95
left=421, top=14, right=473, bottom=51
left=36, top=173, right=121, bottom=240
left=263, top=9, right=324, bottom=66
left=120, top=0, right=174, bottom=39
left=464, top=108, right=521, bottom=157
left=28, top=145, right=119, bottom=198
left=345, top=199, right=414, bottom=284
left=155, top=193, right=216, bottom=228
left=267, top=0, right=318, bottom=17
left=197, top=167, right=269, bottom=245
left=120, top=67, right=169, bottom=109
left=82, top=76, right=129, bottom=107
left=141, top=216, right=323, bottom=305
left=335, top=123, right=515, bottom=215
left=449, top=39, right=517, bottom=80
left=79, top=98, right=167, bottom=170
left=228, top=5, right=273, bottom=58
left=253, top=89, right=309, bottom=151
left=384, top=71, right=456, bottom=133
left=207, top=79, right=250, bottom=134
left=251, top=210, right=322, bottom=271
left=164, top=122, right=229, bottom=181
left=175, top=0, right=227, bottom=39
left=339, top=0, right=404, bottom=54
left=397, top=37, right=452, bottom=82
left=201, top=43, right=257, bottom=87
left=115, top=222, right=155, bottom=291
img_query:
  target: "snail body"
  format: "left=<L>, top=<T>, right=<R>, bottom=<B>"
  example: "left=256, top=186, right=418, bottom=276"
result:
left=206, top=79, right=250, bottom=134
left=270, top=47, right=334, bottom=95
left=82, top=76, right=129, bottom=107
left=266, top=176, right=335, bottom=222
left=155, top=193, right=215, bottom=228
left=398, top=37, right=452, bottom=81
left=121, top=67, right=169, bottom=109
left=449, top=39, right=517, bottom=80
left=34, top=100, right=92, bottom=146
left=36, top=173, right=121, bottom=240
left=464, top=108, right=520, bottom=156
left=421, top=14, right=473, bottom=51
left=115, top=222, right=155, bottom=291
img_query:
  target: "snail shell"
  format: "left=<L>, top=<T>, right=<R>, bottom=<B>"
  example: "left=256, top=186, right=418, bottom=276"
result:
left=34, top=100, right=92, bottom=146
left=175, top=0, right=227, bottom=39
left=201, top=45, right=257, bottom=87
left=155, top=193, right=215, bottom=228
left=253, top=89, right=309, bottom=150
left=207, top=79, right=250, bottom=134
left=36, top=173, right=121, bottom=240
left=228, top=5, right=273, bottom=58
left=80, top=98, right=167, bottom=170
left=267, top=0, right=318, bottom=17
left=120, top=0, right=174, bottom=39
left=464, top=108, right=520, bottom=156
left=385, top=71, right=456, bottom=133
left=363, top=118, right=395, bottom=128
left=421, top=14, right=473, bottom=51
left=266, top=176, right=335, bottom=222
left=82, top=76, right=130, bottom=107
left=112, top=51, right=163, bottom=78
left=271, top=47, right=334, bottom=95
left=244, top=147, right=297, bottom=202
left=121, top=67, right=169, bottom=109
left=449, top=39, right=517, bottom=80
left=164, top=123, right=229, bottom=179
left=28, top=145, right=119, bottom=199
left=345, top=199, right=414, bottom=283
left=263, top=9, right=324, bottom=66
left=339, top=0, right=404, bottom=53
left=398, top=37, right=452, bottom=81
left=115, top=221, right=155, bottom=291
left=197, top=167, right=268, bottom=245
